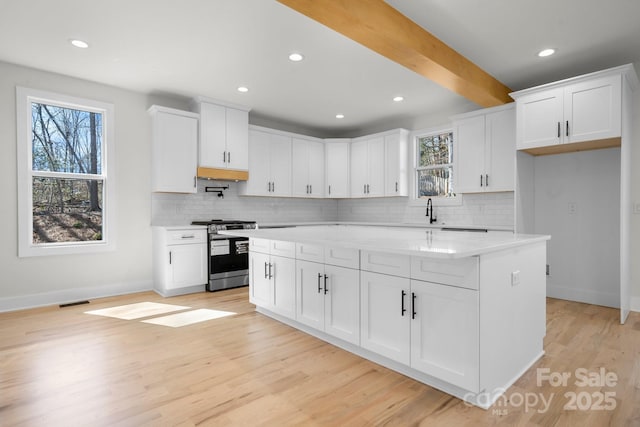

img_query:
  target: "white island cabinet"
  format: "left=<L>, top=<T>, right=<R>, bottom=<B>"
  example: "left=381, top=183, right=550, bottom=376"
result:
left=220, top=225, right=549, bottom=409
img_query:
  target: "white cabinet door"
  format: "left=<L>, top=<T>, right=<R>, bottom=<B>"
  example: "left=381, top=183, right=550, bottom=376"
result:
left=367, top=137, right=385, bottom=197
left=564, top=74, right=621, bottom=144
left=271, top=255, right=296, bottom=319
left=455, top=115, right=485, bottom=193
left=384, top=132, right=408, bottom=196
left=350, top=139, right=368, bottom=197
left=410, top=280, right=479, bottom=392
left=325, top=140, right=350, bottom=198
left=199, top=102, right=227, bottom=169
left=269, top=133, right=292, bottom=197
left=360, top=271, right=411, bottom=365
left=291, top=139, right=309, bottom=197
left=324, top=265, right=360, bottom=345
left=249, top=251, right=271, bottom=307
left=296, top=260, right=325, bottom=329
left=244, top=130, right=272, bottom=195
left=485, top=107, right=515, bottom=192
left=225, top=107, right=249, bottom=170
left=150, top=107, right=198, bottom=193
left=516, top=87, right=563, bottom=150
left=291, top=138, right=323, bottom=198
left=167, top=242, right=207, bottom=289
left=307, top=140, right=325, bottom=198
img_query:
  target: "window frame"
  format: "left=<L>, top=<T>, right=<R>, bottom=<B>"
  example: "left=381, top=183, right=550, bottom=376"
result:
left=16, top=86, right=116, bottom=257
left=409, top=125, right=462, bottom=207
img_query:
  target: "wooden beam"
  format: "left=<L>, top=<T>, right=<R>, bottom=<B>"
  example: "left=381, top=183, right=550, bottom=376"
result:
left=277, top=0, right=512, bottom=107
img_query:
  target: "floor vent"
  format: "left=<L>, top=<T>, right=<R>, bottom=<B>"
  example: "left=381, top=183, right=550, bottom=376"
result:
left=59, top=300, right=90, bottom=308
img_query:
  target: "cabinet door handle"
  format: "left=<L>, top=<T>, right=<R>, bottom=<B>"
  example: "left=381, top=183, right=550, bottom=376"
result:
left=317, top=273, right=322, bottom=293
left=411, top=292, right=417, bottom=319
left=310, top=185, right=312, bottom=194
left=272, top=182, right=275, bottom=192
left=566, top=121, right=569, bottom=137
left=194, top=176, right=197, bottom=188
left=328, top=185, right=331, bottom=195
left=268, top=263, right=273, bottom=279
left=264, top=262, right=268, bottom=279
left=401, top=290, right=406, bottom=316
left=366, top=184, right=370, bottom=194
left=223, top=151, right=227, bottom=163
left=557, top=122, right=561, bottom=138
left=169, top=251, right=172, bottom=265
left=480, top=175, right=483, bottom=187
left=228, top=151, right=231, bottom=163
left=363, top=184, right=366, bottom=194
left=485, top=174, right=489, bottom=187
left=395, top=182, right=398, bottom=192
left=324, top=274, right=328, bottom=294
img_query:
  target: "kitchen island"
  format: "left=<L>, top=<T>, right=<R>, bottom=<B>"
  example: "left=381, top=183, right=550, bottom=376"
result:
left=219, top=225, right=550, bottom=408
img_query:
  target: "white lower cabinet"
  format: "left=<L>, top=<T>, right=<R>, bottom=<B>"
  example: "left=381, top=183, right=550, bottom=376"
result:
left=360, top=271, right=479, bottom=391
left=249, top=251, right=296, bottom=319
left=296, top=260, right=360, bottom=345
left=410, top=280, right=479, bottom=392
left=360, top=271, right=411, bottom=364
left=152, top=227, right=207, bottom=296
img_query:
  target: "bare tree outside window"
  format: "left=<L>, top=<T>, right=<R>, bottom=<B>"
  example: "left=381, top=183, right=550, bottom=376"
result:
left=416, top=131, right=455, bottom=198
left=31, top=102, right=104, bottom=244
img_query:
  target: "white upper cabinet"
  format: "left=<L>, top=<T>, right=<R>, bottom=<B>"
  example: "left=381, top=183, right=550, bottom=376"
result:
left=325, top=138, right=350, bottom=198
left=350, top=136, right=385, bottom=197
left=148, top=105, right=199, bottom=193
left=454, top=104, right=515, bottom=193
left=193, top=98, right=250, bottom=171
left=240, top=128, right=292, bottom=196
left=292, top=137, right=325, bottom=198
left=510, top=67, right=634, bottom=153
left=384, top=130, right=409, bottom=196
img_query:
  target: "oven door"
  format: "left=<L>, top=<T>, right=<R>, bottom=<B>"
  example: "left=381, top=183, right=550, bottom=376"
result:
left=210, top=236, right=249, bottom=276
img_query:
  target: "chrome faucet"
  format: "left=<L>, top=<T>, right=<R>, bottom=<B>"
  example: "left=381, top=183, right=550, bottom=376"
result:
left=426, top=198, right=437, bottom=224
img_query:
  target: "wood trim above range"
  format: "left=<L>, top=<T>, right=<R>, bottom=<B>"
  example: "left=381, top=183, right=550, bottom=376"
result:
left=197, top=167, right=249, bottom=181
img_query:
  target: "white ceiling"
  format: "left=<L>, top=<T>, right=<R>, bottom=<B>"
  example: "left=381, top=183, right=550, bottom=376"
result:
left=1, top=0, right=639, bottom=137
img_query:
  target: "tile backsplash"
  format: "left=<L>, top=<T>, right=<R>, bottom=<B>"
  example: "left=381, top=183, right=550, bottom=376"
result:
left=152, top=180, right=514, bottom=229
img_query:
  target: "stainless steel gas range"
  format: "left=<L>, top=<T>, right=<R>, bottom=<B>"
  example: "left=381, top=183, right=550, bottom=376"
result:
left=190, top=219, right=257, bottom=292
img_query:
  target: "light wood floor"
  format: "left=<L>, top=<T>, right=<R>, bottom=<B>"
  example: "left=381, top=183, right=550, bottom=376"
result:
left=1, top=288, right=639, bottom=426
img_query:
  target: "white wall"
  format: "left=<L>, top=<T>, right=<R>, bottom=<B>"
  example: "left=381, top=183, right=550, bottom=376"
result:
left=534, top=148, right=621, bottom=307
left=0, top=61, right=184, bottom=311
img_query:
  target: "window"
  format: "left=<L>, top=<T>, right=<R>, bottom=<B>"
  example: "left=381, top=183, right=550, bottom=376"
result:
left=17, top=87, right=115, bottom=257
left=415, top=129, right=455, bottom=199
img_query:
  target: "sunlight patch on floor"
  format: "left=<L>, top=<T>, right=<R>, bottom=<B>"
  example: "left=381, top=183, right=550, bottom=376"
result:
left=141, top=308, right=236, bottom=327
left=85, top=302, right=190, bottom=320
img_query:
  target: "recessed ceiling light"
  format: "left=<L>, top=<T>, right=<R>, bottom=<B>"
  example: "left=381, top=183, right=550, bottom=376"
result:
left=538, top=48, right=556, bottom=57
left=289, top=53, right=304, bottom=62
left=336, top=114, right=345, bottom=119
left=393, top=96, right=404, bottom=102
left=237, top=86, right=249, bottom=93
left=70, top=39, right=89, bottom=49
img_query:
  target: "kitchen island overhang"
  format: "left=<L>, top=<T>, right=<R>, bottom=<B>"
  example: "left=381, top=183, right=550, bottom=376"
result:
left=219, top=225, right=550, bottom=409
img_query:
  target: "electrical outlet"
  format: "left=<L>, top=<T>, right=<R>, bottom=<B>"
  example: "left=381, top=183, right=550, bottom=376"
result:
left=511, top=270, right=521, bottom=286
left=568, top=202, right=577, bottom=215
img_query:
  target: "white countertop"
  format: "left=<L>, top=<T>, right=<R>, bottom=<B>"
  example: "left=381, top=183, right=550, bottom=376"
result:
left=258, top=221, right=514, bottom=232
left=218, top=225, right=549, bottom=259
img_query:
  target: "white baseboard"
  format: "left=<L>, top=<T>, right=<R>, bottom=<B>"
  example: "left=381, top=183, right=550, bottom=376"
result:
left=0, top=280, right=153, bottom=313
left=547, top=284, right=619, bottom=308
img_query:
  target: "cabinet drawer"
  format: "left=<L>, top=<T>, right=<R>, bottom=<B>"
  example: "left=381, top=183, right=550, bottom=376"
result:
left=361, top=251, right=410, bottom=278
left=270, top=240, right=295, bottom=258
left=296, top=243, right=324, bottom=263
left=167, top=229, right=207, bottom=244
left=410, top=256, right=479, bottom=290
left=250, top=238, right=270, bottom=254
left=325, top=246, right=359, bottom=269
